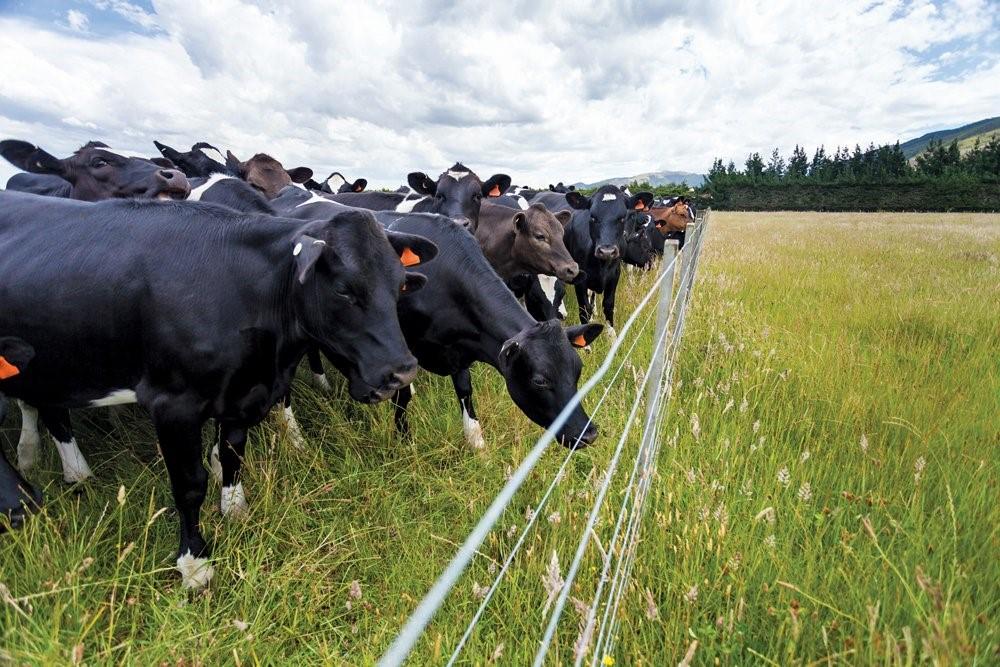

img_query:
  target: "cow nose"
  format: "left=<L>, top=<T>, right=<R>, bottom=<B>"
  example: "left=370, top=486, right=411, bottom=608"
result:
left=561, top=263, right=580, bottom=281
left=386, top=359, right=418, bottom=389
left=157, top=169, right=183, bottom=182
left=595, top=245, right=619, bottom=260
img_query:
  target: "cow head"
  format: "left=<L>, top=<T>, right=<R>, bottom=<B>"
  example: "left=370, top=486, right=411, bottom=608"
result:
left=0, top=336, right=42, bottom=531
left=511, top=204, right=579, bottom=281
left=621, top=212, right=654, bottom=268
left=319, top=171, right=368, bottom=194
left=566, top=186, right=654, bottom=262
left=153, top=141, right=233, bottom=178
left=0, top=140, right=190, bottom=202
left=499, top=321, right=604, bottom=447
left=226, top=150, right=313, bottom=199
left=290, top=210, right=437, bottom=403
left=407, top=162, right=510, bottom=231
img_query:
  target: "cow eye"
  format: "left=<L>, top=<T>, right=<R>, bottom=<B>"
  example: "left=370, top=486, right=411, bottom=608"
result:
left=531, top=375, right=551, bottom=389
left=534, top=234, right=546, bottom=242
left=91, top=158, right=108, bottom=168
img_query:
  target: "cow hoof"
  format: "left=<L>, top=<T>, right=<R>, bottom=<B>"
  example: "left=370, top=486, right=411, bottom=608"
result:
left=220, top=483, right=248, bottom=518
left=281, top=406, right=306, bottom=449
left=463, top=418, right=486, bottom=451
left=311, top=372, right=332, bottom=393
left=209, top=444, right=223, bottom=483
left=606, top=326, right=618, bottom=343
left=176, top=551, right=214, bottom=589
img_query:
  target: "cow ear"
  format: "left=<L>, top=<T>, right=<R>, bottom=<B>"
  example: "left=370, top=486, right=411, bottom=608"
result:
left=153, top=140, right=183, bottom=163
left=351, top=178, right=367, bottom=192
left=385, top=230, right=438, bottom=268
left=400, top=271, right=427, bottom=294
left=554, top=210, right=573, bottom=227
left=565, top=323, right=603, bottom=349
left=482, top=173, right=511, bottom=198
left=548, top=184, right=556, bottom=191
left=407, top=172, right=437, bottom=195
left=287, top=166, right=313, bottom=183
left=292, top=235, right=328, bottom=284
left=226, top=150, right=245, bottom=177
left=565, top=191, right=591, bottom=210
left=630, top=192, right=654, bottom=211
left=0, top=140, right=66, bottom=178
left=0, top=336, right=35, bottom=379
left=513, top=212, right=528, bottom=232
left=499, top=338, right=522, bottom=368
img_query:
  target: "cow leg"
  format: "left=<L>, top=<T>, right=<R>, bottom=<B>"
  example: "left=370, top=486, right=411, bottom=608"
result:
left=575, top=282, right=592, bottom=324
left=1, top=439, right=42, bottom=532
left=602, top=272, right=620, bottom=340
left=453, top=368, right=484, bottom=450
left=217, top=421, right=248, bottom=517
left=15, top=401, right=41, bottom=472
left=149, top=396, right=213, bottom=589
left=392, top=385, right=413, bottom=437
left=306, top=347, right=331, bottom=392
left=38, top=407, right=93, bottom=483
left=277, top=391, right=305, bottom=449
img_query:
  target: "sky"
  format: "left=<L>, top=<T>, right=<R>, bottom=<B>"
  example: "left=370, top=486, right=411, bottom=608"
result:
left=0, top=0, right=997, bottom=189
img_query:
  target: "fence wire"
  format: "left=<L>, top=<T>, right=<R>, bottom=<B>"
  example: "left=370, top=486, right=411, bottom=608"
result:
left=380, top=212, right=710, bottom=666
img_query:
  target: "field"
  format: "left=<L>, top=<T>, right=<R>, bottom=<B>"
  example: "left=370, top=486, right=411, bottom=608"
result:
left=2, top=212, right=998, bottom=664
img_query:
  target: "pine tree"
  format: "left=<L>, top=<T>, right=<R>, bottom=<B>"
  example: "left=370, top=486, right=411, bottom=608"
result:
left=787, top=144, right=809, bottom=179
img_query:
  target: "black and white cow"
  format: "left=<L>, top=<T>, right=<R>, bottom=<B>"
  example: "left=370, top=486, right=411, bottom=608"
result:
left=328, top=162, right=510, bottom=232
left=1, top=140, right=189, bottom=201
left=532, top=185, right=654, bottom=330
left=1, top=337, right=42, bottom=531
left=0, top=191, right=436, bottom=586
left=316, top=172, right=367, bottom=194
left=153, top=141, right=233, bottom=178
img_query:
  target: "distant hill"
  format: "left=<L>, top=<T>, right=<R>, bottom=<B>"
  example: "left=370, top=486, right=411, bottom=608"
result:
left=574, top=169, right=704, bottom=190
left=900, top=116, right=1000, bottom=158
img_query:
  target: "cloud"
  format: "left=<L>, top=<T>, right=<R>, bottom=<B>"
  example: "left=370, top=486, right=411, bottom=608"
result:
left=0, top=0, right=998, bottom=189
left=66, top=10, right=90, bottom=33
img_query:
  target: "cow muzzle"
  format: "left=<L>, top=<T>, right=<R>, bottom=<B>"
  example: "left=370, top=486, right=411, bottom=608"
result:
left=595, top=245, right=619, bottom=261
left=558, top=262, right=580, bottom=282
left=363, top=358, right=418, bottom=403
left=154, top=169, right=191, bottom=200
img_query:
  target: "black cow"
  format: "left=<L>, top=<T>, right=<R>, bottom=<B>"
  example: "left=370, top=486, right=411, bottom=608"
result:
left=0, top=191, right=435, bottom=586
left=328, top=162, right=510, bottom=232
left=1, top=337, right=42, bottom=531
left=534, top=186, right=654, bottom=330
left=153, top=141, right=234, bottom=178
left=621, top=211, right=655, bottom=269
left=1, top=140, right=189, bottom=201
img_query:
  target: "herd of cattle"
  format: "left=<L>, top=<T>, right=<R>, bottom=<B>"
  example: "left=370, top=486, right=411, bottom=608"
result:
left=0, top=139, right=695, bottom=588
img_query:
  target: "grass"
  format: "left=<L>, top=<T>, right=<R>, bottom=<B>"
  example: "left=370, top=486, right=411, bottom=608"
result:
left=2, top=211, right=998, bottom=665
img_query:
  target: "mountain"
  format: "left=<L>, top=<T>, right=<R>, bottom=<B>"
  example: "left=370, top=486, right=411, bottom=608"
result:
left=573, top=169, right=704, bottom=190
left=899, top=116, right=1000, bottom=158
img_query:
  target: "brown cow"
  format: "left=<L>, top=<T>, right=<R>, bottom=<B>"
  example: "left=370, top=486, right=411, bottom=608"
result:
left=476, top=202, right=579, bottom=282
left=649, top=198, right=691, bottom=233
left=225, top=151, right=313, bottom=199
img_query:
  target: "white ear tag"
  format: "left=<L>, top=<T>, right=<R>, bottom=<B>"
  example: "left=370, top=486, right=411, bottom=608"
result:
left=293, top=242, right=303, bottom=256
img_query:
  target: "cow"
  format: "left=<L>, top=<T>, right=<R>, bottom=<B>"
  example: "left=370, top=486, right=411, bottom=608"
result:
left=648, top=197, right=693, bottom=249
left=0, top=190, right=436, bottom=587
left=1, top=337, right=42, bottom=532
left=533, top=185, right=654, bottom=331
left=153, top=141, right=233, bottom=178
left=224, top=150, right=313, bottom=199
left=327, top=162, right=510, bottom=232
left=316, top=171, right=367, bottom=194
left=378, top=211, right=603, bottom=450
left=475, top=202, right=578, bottom=283
left=549, top=182, right=576, bottom=193
left=621, top=211, right=655, bottom=269
left=1, top=140, right=190, bottom=201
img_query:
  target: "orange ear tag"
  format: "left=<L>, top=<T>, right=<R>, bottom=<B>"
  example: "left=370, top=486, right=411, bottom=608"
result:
left=0, top=356, right=21, bottom=380
left=488, top=184, right=501, bottom=197
left=400, top=247, right=421, bottom=267
left=573, top=334, right=587, bottom=348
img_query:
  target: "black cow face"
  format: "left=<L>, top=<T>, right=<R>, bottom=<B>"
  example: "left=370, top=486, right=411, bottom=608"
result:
left=153, top=141, right=232, bottom=178
left=567, top=186, right=655, bottom=262
left=498, top=321, right=603, bottom=447
left=622, top=212, right=654, bottom=268
left=407, top=162, right=510, bottom=232
left=291, top=211, right=437, bottom=403
left=0, top=140, right=190, bottom=202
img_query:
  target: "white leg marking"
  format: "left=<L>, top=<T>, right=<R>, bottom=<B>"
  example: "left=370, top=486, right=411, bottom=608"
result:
left=176, top=550, right=214, bottom=589
left=462, top=406, right=485, bottom=450
left=52, top=436, right=93, bottom=483
left=606, top=325, right=618, bottom=343
left=16, top=401, right=41, bottom=472
left=220, top=482, right=248, bottom=517
left=409, top=378, right=416, bottom=396
left=311, top=372, right=332, bottom=393
left=281, top=406, right=306, bottom=449
left=209, top=443, right=223, bottom=483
